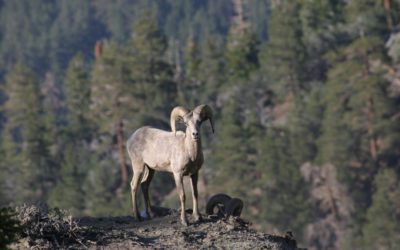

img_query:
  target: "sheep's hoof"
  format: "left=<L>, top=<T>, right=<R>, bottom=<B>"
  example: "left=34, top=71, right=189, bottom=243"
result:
left=193, top=214, right=202, bottom=223
left=134, top=216, right=143, bottom=222
left=205, top=193, right=232, bottom=217
left=140, top=210, right=153, bottom=220
left=181, top=218, right=189, bottom=226
left=226, top=198, right=243, bottom=217
left=133, top=211, right=143, bottom=221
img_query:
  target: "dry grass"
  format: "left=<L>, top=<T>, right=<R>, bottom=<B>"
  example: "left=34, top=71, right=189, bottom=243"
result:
left=13, top=204, right=87, bottom=248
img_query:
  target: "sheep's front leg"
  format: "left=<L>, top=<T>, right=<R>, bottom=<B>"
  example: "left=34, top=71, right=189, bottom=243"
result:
left=173, top=172, right=188, bottom=226
left=190, top=172, right=202, bottom=222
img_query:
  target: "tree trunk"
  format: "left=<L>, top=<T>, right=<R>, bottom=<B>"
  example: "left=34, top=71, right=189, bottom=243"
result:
left=367, top=98, right=378, bottom=160
left=327, top=185, right=339, bottom=219
left=383, top=0, right=394, bottom=31
left=94, top=40, right=103, bottom=60
left=117, top=119, right=129, bottom=186
left=369, top=138, right=378, bottom=160
left=362, top=51, right=378, bottom=161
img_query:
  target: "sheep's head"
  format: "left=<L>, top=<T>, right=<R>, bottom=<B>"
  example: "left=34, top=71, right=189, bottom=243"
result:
left=170, top=104, right=214, bottom=140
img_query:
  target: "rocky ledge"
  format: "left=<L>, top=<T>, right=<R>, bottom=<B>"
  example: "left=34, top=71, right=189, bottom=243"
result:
left=11, top=205, right=302, bottom=249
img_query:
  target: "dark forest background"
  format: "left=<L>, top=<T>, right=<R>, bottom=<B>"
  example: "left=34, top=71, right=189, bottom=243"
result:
left=1, top=0, right=400, bottom=249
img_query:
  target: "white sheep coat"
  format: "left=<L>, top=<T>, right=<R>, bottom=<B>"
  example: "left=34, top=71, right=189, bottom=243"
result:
left=127, top=126, right=204, bottom=176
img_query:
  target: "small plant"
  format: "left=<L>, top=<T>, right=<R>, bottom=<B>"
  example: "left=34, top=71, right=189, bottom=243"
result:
left=0, top=207, right=23, bottom=249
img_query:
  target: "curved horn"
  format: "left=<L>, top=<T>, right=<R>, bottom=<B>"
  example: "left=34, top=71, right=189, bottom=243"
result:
left=170, top=106, right=190, bottom=135
left=193, top=104, right=214, bottom=133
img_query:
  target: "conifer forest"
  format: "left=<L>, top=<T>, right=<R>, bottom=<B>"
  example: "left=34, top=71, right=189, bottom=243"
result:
left=1, top=1, right=400, bottom=249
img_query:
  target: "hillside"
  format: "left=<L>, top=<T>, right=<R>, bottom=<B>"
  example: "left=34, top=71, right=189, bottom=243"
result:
left=10, top=205, right=300, bottom=249
left=2, top=1, right=400, bottom=248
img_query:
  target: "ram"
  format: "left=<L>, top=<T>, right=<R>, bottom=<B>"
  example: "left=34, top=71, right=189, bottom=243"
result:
left=126, top=104, right=214, bottom=226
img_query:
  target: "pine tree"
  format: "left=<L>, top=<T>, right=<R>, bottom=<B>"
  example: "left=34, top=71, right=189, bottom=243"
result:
left=319, top=0, right=395, bottom=196
left=49, top=0, right=101, bottom=73
left=257, top=127, right=311, bottom=238
left=299, top=0, right=346, bottom=83
left=48, top=54, right=92, bottom=215
left=181, top=35, right=202, bottom=106
left=362, top=169, right=400, bottom=249
left=0, top=1, right=56, bottom=75
left=224, top=0, right=259, bottom=81
left=64, top=53, right=92, bottom=140
left=211, top=98, right=255, bottom=198
left=225, top=28, right=259, bottom=80
left=208, top=88, right=262, bottom=218
left=287, top=0, right=345, bottom=166
left=317, top=1, right=400, bottom=245
left=1, top=64, right=52, bottom=203
left=86, top=44, right=133, bottom=214
left=90, top=42, right=131, bottom=189
left=41, top=72, right=63, bottom=154
left=128, top=11, right=177, bottom=119
left=247, top=0, right=313, bottom=237
left=260, top=0, right=305, bottom=100
left=299, top=0, right=345, bottom=55
left=48, top=143, right=88, bottom=216
left=83, top=153, right=131, bottom=216
left=288, top=90, right=324, bottom=165
left=192, top=32, right=226, bottom=105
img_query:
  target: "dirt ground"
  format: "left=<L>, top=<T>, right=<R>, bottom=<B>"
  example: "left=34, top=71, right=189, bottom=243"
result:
left=11, top=206, right=301, bottom=249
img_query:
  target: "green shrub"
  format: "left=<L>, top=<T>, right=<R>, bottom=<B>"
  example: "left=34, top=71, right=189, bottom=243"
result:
left=0, top=207, right=22, bottom=249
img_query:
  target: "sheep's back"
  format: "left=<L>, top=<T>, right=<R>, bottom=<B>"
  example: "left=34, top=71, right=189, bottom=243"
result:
left=127, top=126, right=184, bottom=170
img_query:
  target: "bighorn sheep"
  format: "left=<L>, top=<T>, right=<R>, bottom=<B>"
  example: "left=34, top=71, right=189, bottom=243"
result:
left=126, top=104, right=214, bottom=226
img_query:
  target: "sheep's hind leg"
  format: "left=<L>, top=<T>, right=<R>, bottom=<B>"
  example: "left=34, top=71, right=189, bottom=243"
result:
left=190, top=172, right=202, bottom=222
left=173, top=172, right=188, bottom=226
left=141, top=166, right=155, bottom=219
left=131, top=163, right=144, bottom=221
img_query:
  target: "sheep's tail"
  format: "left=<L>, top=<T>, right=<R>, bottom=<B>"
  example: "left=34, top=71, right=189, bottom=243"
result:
left=127, top=144, right=149, bottom=184
left=141, top=165, right=150, bottom=183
